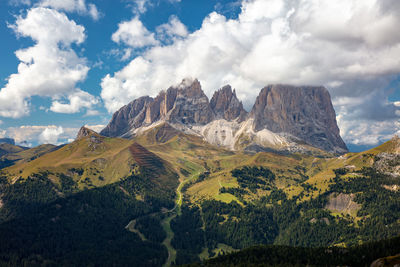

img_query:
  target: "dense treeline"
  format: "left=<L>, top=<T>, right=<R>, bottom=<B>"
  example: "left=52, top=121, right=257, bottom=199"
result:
left=187, top=235, right=400, bottom=267
left=171, top=206, right=205, bottom=265
left=201, top=200, right=277, bottom=250
left=0, top=169, right=176, bottom=266
left=0, top=173, right=59, bottom=222
left=231, top=166, right=275, bottom=192
left=136, top=216, right=166, bottom=243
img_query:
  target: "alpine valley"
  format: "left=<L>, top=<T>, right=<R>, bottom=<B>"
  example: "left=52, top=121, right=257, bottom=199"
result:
left=0, top=79, right=399, bottom=266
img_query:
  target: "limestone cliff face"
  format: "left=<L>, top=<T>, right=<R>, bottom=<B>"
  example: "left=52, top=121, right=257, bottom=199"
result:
left=249, top=85, right=347, bottom=153
left=101, top=80, right=348, bottom=154
left=100, top=96, right=153, bottom=138
left=165, top=79, right=215, bottom=124
left=100, top=79, right=214, bottom=137
left=210, top=85, right=247, bottom=122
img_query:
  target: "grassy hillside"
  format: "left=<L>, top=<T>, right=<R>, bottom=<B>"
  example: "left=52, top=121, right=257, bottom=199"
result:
left=0, top=128, right=180, bottom=266
left=2, top=128, right=178, bottom=191
left=0, top=143, right=26, bottom=157
left=0, top=125, right=398, bottom=266
left=0, top=144, right=59, bottom=169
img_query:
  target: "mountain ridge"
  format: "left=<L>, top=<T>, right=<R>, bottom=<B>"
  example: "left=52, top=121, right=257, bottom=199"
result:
left=101, top=79, right=347, bottom=154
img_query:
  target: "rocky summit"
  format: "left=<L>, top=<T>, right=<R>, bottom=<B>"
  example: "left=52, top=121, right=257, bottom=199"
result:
left=250, top=85, right=347, bottom=153
left=101, top=79, right=348, bottom=154
left=210, top=85, right=247, bottom=122
left=101, top=79, right=215, bottom=138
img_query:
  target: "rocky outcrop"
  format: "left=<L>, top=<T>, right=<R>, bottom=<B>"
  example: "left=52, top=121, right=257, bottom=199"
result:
left=373, top=136, right=400, bottom=176
left=325, top=193, right=360, bottom=215
left=250, top=85, right=347, bottom=153
left=374, top=153, right=400, bottom=177
left=210, top=85, right=247, bottom=122
left=76, top=126, right=105, bottom=151
left=76, top=126, right=99, bottom=140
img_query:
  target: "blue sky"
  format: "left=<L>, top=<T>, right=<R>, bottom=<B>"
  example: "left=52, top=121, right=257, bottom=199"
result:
left=0, top=1, right=236, bottom=125
left=0, top=0, right=399, bottom=151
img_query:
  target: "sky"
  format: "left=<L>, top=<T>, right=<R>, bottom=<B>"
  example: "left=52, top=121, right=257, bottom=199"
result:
left=0, top=0, right=399, bottom=151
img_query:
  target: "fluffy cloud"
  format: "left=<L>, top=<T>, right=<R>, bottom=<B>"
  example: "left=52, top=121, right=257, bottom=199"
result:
left=38, top=126, right=64, bottom=144
left=112, top=17, right=159, bottom=49
left=127, top=0, right=149, bottom=14
left=50, top=89, right=99, bottom=114
left=5, top=125, right=71, bottom=145
left=0, top=7, right=96, bottom=118
left=39, top=0, right=100, bottom=20
left=102, top=0, right=400, bottom=146
left=156, top=15, right=188, bottom=42
left=338, top=119, right=400, bottom=146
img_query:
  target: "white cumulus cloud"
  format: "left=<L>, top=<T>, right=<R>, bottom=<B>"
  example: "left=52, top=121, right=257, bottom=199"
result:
left=102, top=0, right=400, bottom=146
left=39, top=0, right=101, bottom=20
left=156, top=15, right=189, bottom=42
left=4, top=125, right=72, bottom=145
left=112, top=16, right=159, bottom=49
left=50, top=89, right=99, bottom=114
left=38, top=126, right=64, bottom=144
left=0, top=7, right=96, bottom=118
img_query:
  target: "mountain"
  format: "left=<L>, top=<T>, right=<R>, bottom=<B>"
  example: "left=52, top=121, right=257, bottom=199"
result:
left=101, top=79, right=347, bottom=154
left=210, top=85, right=247, bottom=122
left=250, top=84, right=347, bottom=153
left=100, top=79, right=215, bottom=138
left=0, top=122, right=398, bottom=265
left=0, top=138, right=15, bottom=145
left=0, top=127, right=180, bottom=266
left=1, top=88, right=398, bottom=266
left=3, top=126, right=178, bottom=188
left=0, top=143, right=26, bottom=157
left=0, top=144, right=59, bottom=169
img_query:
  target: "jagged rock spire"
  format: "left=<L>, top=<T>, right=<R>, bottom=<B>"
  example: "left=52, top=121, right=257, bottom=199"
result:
left=210, top=85, right=247, bottom=122
left=76, top=126, right=98, bottom=140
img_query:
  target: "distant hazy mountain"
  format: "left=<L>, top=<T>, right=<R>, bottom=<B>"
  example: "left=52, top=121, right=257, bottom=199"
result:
left=0, top=138, right=15, bottom=145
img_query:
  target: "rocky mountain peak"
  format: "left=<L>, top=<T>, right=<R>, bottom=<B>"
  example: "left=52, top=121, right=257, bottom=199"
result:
left=210, top=85, right=247, bottom=122
left=76, top=126, right=99, bottom=140
left=100, top=80, right=347, bottom=154
left=250, top=84, right=347, bottom=153
left=177, top=78, right=202, bottom=94
left=165, top=78, right=214, bottom=124
left=101, top=79, right=215, bottom=138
